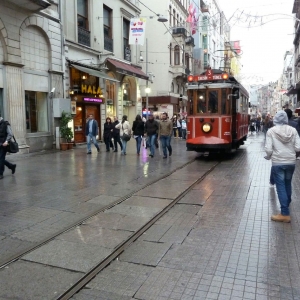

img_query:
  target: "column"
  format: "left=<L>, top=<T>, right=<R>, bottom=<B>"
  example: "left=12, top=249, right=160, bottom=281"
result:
left=5, top=64, right=29, bottom=152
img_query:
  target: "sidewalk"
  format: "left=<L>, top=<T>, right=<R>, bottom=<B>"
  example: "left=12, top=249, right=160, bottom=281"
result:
left=0, top=139, right=194, bottom=266
left=72, top=133, right=300, bottom=300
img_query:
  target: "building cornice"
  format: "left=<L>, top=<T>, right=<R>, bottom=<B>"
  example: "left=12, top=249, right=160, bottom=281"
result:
left=120, top=8, right=135, bottom=19
left=120, top=0, right=141, bottom=14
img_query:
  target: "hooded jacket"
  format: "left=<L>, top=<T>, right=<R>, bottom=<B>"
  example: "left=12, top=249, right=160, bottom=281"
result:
left=265, top=111, right=300, bottom=165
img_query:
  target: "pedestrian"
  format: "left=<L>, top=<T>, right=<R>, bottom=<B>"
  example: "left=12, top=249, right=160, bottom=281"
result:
left=85, top=114, right=100, bottom=154
left=256, top=117, right=261, bottom=133
left=263, top=114, right=273, bottom=138
left=265, top=110, right=300, bottom=223
left=172, top=116, right=178, bottom=138
left=112, top=116, right=123, bottom=152
left=144, top=114, right=159, bottom=158
left=181, top=117, right=187, bottom=139
left=158, top=112, right=173, bottom=159
left=132, top=114, right=144, bottom=156
left=285, top=108, right=300, bottom=135
left=249, top=117, right=256, bottom=135
left=177, top=116, right=182, bottom=138
left=103, top=117, right=114, bottom=152
left=115, top=115, right=131, bottom=155
left=0, top=116, right=16, bottom=180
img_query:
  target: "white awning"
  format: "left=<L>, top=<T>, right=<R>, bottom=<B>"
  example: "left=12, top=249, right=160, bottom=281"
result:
left=71, top=65, right=119, bottom=83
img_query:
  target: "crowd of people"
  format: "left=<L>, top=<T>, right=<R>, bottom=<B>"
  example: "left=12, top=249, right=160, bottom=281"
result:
left=85, top=113, right=187, bottom=159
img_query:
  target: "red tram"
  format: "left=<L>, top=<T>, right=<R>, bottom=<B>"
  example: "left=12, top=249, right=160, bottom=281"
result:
left=186, top=68, right=249, bottom=154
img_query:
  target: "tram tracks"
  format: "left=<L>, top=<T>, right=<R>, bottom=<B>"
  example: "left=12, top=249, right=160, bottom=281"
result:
left=57, top=160, right=222, bottom=300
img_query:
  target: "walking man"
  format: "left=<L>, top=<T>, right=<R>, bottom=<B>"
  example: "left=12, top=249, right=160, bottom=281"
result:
left=85, top=114, right=100, bottom=154
left=0, top=117, right=16, bottom=179
left=158, top=112, right=173, bottom=159
left=112, top=116, right=123, bottom=152
left=144, top=114, right=159, bottom=158
left=265, top=110, right=300, bottom=223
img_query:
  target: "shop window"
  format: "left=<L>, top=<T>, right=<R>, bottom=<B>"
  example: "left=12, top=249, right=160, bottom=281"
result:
left=174, top=45, right=180, bottom=65
left=123, top=19, right=130, bottom=61
left=104, top=5, right=113, bottom=52
left=25, top=91, right=48, bottom=133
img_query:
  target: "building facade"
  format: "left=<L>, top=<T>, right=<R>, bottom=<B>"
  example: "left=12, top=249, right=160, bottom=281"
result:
left=63, top=0, right=147, bottom=143
left=0, top=0, right=65, bottom=152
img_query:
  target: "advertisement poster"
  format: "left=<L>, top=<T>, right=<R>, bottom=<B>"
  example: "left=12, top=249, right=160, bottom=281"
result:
left=129, top=18, right=146, bottom=46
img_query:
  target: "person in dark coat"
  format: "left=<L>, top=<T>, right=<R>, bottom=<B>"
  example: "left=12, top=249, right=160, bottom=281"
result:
left=0, top=117, right=16, bottom=179
left=103, top=117, right=114, bottom=152
left=144, top=114, right=159, bottom=157
left=112, top=116, right=123, bottom=152
left=132, top=114, right=144, bottom=155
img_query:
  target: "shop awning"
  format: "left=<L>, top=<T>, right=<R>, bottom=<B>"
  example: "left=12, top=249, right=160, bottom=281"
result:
left=71, top=64, right=120, bottom=83
left=106, top=59, right=148, bottom=80
left=286, top=86, right=298, bottom=95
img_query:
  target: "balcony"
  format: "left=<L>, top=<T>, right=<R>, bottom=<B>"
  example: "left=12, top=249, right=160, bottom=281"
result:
left=172, top=27, right=187, bottom=37
left=185, top=36, right=194, bottom=46
left=7, top=0, right=50, bottom=11
left=104, top=36, right=113, bottom=52
left=78, top=27, right=90, bottom=47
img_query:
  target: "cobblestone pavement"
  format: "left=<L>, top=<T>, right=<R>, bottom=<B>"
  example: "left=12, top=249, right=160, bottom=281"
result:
left=0, top=140, right=194, bottom=266
left=71, top=133, right=300, bottom=300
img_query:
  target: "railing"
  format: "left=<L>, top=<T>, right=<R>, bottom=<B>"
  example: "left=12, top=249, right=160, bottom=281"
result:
left=78, top=27, right=90, bottom=47
left=104, top=36, right=113, bottom=52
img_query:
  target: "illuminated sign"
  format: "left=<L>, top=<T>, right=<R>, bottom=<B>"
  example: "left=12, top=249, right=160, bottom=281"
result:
left=195, top=74, right=223, bottom=81
left=84, top=98, right=103, bottom=103
left=81, top=84, right=103, bottom=95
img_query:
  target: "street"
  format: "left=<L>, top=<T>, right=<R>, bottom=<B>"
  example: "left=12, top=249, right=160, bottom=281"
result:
left=0, top=136, right=299, bottom=299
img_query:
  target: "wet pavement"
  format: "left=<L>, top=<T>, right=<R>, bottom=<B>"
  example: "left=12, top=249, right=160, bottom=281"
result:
left=0, top=134, right=300, bottom=299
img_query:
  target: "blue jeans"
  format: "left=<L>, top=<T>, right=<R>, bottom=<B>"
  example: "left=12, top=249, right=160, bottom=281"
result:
left=148, top=134, right=156, bottom=156
left=86, top=133, right=99, bottom=153
left=160, top=135, right=172, bottom=157
left=135, top=136, right=142, bottom=154
left=121, top=140, right=128, bottom=154
left=272, top=165, right=295, bottom=216
left=182, top=129, right=187, bottom=139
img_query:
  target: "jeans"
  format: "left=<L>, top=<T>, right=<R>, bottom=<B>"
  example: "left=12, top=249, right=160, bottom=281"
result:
left=148, top=134, right=157, bottom=156
left=0, top=146, right=14, bottom=176
left=272, top=164, right=295, bottom=216
left=121, top=139, right=128, bottom=154
left=177, top=127, right=182, bottom=138
left=182, top=129, right=187, bottom=139
left=113, top=135, right=123, bottom=151
left=160, top=135, right=172, bottom=157
left=86, top=133, right=99, bottom=153
left=270, top=167, right=275, bottom=185
left=135, top=136, right=142, bottom=154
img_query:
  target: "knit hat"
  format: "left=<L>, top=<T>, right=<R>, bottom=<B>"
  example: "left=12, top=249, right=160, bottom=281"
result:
left=273, top=110, right=288, bottom=126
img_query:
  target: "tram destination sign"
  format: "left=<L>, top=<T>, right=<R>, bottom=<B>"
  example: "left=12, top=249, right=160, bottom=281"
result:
left=195, top=74, right=223, bottom=81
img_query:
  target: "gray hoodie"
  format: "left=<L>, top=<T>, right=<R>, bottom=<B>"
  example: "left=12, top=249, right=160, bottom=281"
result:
left=265, top=111, right=300, bottom=165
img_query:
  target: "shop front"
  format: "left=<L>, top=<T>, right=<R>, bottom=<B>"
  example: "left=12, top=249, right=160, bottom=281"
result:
left=69, top=64, right=119, bottom=143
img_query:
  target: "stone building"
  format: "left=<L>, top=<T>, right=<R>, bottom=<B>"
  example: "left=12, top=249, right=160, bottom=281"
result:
left=0, top=0, right=64, bottom=152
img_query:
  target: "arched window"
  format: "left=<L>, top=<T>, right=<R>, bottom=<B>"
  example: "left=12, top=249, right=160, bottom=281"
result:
left=174, top=45, right=180, bottom=65
left=185, top=53, right=190, bottom=70
left=177, top=84, right=180, bottom=94
left=171, top=82, right=174, bottom=93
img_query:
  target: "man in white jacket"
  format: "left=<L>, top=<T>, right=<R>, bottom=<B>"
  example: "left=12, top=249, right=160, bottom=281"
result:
left=265, top=110, right=300, bottom=223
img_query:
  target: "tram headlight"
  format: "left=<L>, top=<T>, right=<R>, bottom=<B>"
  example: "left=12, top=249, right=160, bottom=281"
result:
left=202, top=123, right=212, bottom=133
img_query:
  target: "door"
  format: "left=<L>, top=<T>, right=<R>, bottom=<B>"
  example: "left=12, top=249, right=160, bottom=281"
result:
left=74, top=105, right=84, bottom=142
left=85, top=105, right=100, bottom=138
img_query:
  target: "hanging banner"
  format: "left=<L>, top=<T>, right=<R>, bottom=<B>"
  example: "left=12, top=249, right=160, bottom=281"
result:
left=129, top=18, right=146, bottom=46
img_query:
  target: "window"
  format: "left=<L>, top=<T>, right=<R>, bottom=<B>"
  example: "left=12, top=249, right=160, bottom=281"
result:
left=197, top=91, right=206, bottom=113
left=177, top=14, right=179, bottom=25
left=77, top=0, right=88, bottom=29
left=169, top=43, right=172, bottom=65
left=25, top=91, right=48, bottom=133
left=171, top=82, right=174, bottom=93
left=177, top=84, right=180, bottom=94
left=221, top=89, right=229, bottom=114
left=185, top=53, right=189, bottom=70
left=123, top=19, right=130, bottom=61
left=208, top=91, right=218, bottom=113
left=104, top=5, right=113, bottom=52
left=169, top=6, right=172, bottom=26
left=173, top=9, right=176, bottom=26
left=174, top=45, right=180, bottom=65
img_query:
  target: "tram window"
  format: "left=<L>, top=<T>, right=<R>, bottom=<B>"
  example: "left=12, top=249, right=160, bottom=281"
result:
left=221, top=89, right=227, bottom=114
left=197, top=91, right=206, bottom=113
left=208, top=91, right=218, bottom=113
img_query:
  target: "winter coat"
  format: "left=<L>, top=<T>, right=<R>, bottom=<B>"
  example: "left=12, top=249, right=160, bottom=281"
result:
left=115, top=120, right=131, bottom=136
left=112, top=120, right=120, bottom=137
left=132, top=121, right=144, bottom=136
left=85, top=119, right=98, bottom=136
left=144, top=119, right=159, bottom=135
left=103, top=122, right=114, bottom=139
left=265, top=125, right=300, bottom=165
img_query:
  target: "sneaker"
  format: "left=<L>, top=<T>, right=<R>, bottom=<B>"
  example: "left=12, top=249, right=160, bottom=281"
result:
left=97, top=147, right=100, bottom=153
left=11, top=164, right=16, bottom=174
left=149, top=154, right=153, bottom=158
left=169, top=150, right=172, bottom=156
left=271, top=214, right=291, bottom=223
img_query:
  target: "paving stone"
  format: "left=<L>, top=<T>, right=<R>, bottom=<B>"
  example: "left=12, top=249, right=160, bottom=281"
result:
left=119, top=241, right=172, bottom=266
left=22, top=239, right=111, bottom=272
left=0, top=260, right=82, bottom=300
left=178, top=189, right=209, bottom=205
left=122, top=196, right=172, bottom=209
left=56, top=225, right=132, bottom=249
left=139, top=224, right=172, bottom=242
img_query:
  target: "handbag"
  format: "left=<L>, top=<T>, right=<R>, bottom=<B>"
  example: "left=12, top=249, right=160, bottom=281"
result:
left=121, top=124, right=131, bottom=141
left=8, top=136, right=19, bottom=153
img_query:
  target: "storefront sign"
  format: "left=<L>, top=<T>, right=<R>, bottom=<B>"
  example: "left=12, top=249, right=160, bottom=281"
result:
left=129, top=18, right=146, bottom=46
left=84, top=98, right=103, bottom=103
left=81, top=84, right=102, bottom=95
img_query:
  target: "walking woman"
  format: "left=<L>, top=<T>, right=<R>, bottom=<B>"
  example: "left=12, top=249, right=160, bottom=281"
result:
left=115, top=115, right=131, bottom=155
left=103, top=117, right=114, bottom=152
left=132, top=114, right=144, bottom=155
